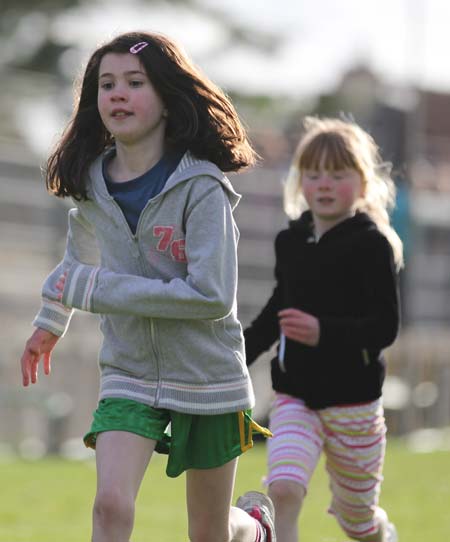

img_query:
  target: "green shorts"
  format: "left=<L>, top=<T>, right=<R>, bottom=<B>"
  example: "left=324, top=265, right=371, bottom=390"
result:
left=84, top=398, right=271, bottom=478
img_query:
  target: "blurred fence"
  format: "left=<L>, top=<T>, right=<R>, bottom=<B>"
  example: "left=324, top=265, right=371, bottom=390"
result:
left=1, top=153, right=450, bottom=457
left=384, top=327, right=450, bottom=435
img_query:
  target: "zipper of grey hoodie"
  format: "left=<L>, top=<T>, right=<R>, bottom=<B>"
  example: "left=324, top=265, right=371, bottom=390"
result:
left=135, top=200, right=164, bottom=407
left=105, top=195, right=163, bottom=406
left=150, top=318, right=162, bottom=406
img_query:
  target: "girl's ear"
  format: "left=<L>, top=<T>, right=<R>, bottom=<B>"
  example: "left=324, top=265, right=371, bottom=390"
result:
left=162, top=109, right=168, bottom=118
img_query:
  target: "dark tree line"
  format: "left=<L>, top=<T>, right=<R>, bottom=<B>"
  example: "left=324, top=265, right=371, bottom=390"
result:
left=1, top=0, right=281, bottom=75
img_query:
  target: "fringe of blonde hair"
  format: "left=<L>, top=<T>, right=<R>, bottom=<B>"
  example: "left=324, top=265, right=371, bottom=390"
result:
left=284, top=116, right=404, bottom=269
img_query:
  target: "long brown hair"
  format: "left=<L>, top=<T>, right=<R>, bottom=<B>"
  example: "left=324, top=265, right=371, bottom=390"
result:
left=46, top=31, right=257, bottom=200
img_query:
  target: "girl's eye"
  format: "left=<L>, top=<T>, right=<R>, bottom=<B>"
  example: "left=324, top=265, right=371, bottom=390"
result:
left=130, top=80, right=144, bottom=88
left=100, top=82, right=113, bottom=90
left=332, top=171, right=346, bottom=180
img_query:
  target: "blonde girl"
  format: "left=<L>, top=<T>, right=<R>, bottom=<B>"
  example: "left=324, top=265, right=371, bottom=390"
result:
left=245, top=117, right=401, bottom=542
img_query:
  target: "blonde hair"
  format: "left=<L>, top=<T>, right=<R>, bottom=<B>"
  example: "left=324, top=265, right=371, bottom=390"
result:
left=284, top=116, right=403, bottom=269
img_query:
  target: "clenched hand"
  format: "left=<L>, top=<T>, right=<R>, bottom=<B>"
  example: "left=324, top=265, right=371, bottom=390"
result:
left=278, top=308, right=320, bottom=347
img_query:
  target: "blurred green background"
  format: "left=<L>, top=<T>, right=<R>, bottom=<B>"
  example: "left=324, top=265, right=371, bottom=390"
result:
left=1, top=442, right=449, bottom=541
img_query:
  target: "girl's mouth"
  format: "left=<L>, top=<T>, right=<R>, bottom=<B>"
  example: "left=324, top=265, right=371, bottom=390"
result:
left=111, top=110, right=133, bottom=118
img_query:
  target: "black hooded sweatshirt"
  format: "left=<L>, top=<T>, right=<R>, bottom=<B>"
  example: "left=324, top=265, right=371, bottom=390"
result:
left=244, top=211, right=400, bottom=409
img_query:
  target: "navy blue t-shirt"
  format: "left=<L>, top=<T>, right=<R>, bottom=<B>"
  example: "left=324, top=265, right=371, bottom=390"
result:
left=103, top=149, right=182, bottom=234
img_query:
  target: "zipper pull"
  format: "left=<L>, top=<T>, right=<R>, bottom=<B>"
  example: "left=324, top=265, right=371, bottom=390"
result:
left=278, top=333, right=287, bottom=372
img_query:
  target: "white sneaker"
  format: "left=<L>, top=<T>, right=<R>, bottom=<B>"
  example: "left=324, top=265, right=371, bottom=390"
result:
left=384, top=520, right=398, bottom=542
left=376, top=508, right=398, bottom=542
left=236, top=490, right=276, bottom=542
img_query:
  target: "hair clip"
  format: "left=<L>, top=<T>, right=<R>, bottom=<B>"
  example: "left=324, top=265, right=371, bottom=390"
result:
left=130, top=42, right=149, bottom=54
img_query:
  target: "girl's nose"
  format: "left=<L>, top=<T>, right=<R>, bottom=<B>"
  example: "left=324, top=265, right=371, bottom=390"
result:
left=318, top=175, right=332, bottom=188
left=111, top=84, right=127, bottom=101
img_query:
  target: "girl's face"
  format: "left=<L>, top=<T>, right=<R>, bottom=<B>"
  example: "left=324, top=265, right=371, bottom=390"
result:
left=97, top=53, right=166, bottom=147
left=301, top=155, right=363, bottom=233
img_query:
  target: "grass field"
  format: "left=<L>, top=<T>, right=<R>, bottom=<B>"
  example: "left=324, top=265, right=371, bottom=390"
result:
left=0, top=439, right=448, bottom=541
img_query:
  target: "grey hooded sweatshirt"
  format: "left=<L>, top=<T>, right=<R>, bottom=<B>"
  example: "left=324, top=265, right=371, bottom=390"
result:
left=33, top=151, right=255, bottom=415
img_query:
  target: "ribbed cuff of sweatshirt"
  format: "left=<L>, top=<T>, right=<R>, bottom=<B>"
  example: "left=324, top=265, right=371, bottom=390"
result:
left=61, top=263, right=100, bottom=312
left=33, top=299, right=73, bottom=337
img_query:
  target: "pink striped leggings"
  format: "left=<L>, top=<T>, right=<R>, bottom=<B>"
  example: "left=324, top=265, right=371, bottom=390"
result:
left=266, top=393, right=387, bottom=539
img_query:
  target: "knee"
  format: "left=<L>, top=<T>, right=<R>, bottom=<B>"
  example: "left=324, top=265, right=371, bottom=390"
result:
left=269, top=479, right=306, bottom=509
left=93, top=488, right=134, bottom=530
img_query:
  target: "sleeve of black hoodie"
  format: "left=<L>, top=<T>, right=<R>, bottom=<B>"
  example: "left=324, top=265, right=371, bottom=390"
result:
left=244, top=234, right=283, bottom=366
left=318, top=232, right=400, bottom=351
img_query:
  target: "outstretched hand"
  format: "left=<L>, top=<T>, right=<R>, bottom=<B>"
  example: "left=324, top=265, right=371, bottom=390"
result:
left=21, top=328, right=60, bottom=387
left=278, top=308, right=320, bottom=347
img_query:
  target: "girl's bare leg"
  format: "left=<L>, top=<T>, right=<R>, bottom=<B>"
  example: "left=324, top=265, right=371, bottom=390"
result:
left=92, top=431, right=156, bottom=542
left=268, top=480, right=305, bottom=542
left=186, top=458, right=257, bottom=542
